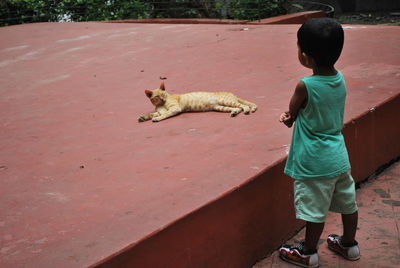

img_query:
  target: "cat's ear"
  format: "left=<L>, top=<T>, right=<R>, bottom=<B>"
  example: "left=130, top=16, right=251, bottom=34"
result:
left=160, top=82, right=165, bottom=91
left=145, top=90, right=153, bottom=98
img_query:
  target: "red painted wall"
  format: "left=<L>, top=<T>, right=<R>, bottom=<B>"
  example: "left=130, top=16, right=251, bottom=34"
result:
left=93, top=159, right=303, bottom=268
left=344, top=93, right=400, bottom=182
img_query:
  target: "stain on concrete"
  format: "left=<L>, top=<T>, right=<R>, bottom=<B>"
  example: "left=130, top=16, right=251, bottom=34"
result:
left=37, top=74, right=71, bottom=86
left=0, top=49, right=44, bottom=67
left=45, top=192, right=69, bottom=203
left=385, top=170, right=400, bottom=178
left=382, top=200, right=400, bottom=206
left=374, top=188, right=391, bottom=198
left=85, top=241, right=97, bottom=248
left=1, top=45, right=29, bottom=52
left=55, top=45, right=91, bottom=56
left=57, top=35, right=91, bottom=43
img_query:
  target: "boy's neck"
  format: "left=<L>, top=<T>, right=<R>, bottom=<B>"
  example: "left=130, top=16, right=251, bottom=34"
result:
left=312, top=66, right=337, bottom=76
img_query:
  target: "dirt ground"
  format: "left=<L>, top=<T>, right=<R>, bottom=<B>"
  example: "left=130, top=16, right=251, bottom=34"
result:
left=336, top=11, right=400, bottom=26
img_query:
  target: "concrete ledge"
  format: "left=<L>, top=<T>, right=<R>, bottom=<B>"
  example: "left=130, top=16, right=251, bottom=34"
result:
left=1, top=23, right=399, bottom=268
left=107, top=11, right=325, bottom=25
left=92, top=157, right=303, bottom=268
left=93, top=94, right=400, bottom=267
left=344, top=92, right=400, bottom=183
left=108, top=18, right=249, bottom=25
left=247, top=11, right=326, bottom=25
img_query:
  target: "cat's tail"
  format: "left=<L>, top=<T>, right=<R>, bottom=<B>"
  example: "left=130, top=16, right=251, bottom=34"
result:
left=238, top=98, right=257, bottom=113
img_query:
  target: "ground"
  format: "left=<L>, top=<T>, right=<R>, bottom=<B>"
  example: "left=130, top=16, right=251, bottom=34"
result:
left=336, top=11, right=400, bottom=26
left=254, top=159, right=400, bottom=268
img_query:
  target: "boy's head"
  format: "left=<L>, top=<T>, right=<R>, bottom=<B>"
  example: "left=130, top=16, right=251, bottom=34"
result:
left=297, top=18, right=344, bottom=67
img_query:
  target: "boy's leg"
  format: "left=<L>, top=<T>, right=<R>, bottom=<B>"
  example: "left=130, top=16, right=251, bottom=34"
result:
left=279, top=179, right=333, bottom=267
left=279, top=223, right=321, bottom=268
left=341, top=210, right=358, bottom=244
left=305, top=221, right=325, bottom=253
left=328, top=171, right=359, bottom=246
left=327, top=172, right=360, bottom=260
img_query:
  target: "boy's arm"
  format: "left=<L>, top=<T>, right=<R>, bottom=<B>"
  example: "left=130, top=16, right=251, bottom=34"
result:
left=289, top=81, right=308, bottom=119
left=280, top=81, right=308, bottom=128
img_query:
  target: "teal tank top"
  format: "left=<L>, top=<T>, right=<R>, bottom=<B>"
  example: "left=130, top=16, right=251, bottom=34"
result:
left=284, top=71, right=350, bottom=180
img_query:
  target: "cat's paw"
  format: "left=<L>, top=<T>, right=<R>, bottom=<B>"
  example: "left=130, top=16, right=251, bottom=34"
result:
left=251, top=106, right=257, bottom=113
left=138, top=115, right=148, bottom=122
left=242, top=106, right=251, bottom=114
left=230, top=108, right=242, bottom=117
left=152, top=117, right=162, bottom=122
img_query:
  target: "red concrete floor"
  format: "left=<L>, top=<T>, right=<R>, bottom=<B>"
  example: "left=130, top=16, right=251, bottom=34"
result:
left=0, top=22, right=399, bottom=267
left=254, top=160, right=400, bottom=268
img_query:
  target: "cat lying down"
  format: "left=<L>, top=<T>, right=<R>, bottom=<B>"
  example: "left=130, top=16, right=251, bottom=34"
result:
left=138, top=82, right=257, bottom=122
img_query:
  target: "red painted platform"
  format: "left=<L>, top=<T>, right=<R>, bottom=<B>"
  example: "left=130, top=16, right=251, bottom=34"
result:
left=1, top=22, right=399, bottom=268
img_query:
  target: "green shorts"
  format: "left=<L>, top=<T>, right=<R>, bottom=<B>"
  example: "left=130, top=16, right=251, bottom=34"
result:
left=294, top=171, right=358, bottom=223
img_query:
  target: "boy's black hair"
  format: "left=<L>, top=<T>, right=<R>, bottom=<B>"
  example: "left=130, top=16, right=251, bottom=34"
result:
left=297, top=18, right=344, bottom=67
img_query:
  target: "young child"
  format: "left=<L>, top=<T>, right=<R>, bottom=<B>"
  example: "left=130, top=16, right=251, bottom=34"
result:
left=278, top=18, right=360, bottom=268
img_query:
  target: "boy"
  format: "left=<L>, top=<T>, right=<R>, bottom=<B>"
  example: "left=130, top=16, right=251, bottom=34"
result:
left=278, top=18, right=360, bottom=268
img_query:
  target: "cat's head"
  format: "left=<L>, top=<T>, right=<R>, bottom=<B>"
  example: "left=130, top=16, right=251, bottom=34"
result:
left=145, top=82, right=168, bottom=106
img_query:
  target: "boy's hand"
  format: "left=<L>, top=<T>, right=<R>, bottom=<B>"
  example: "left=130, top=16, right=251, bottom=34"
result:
left=279, top=112, right=294, bottom=128
left=280, top=81, right=307, bottom=128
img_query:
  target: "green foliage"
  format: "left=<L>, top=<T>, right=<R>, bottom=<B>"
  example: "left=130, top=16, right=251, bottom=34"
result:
left=146, top=0, right=217, bottom=19
left=0, top=0, right=151, bottom=26
left=230, top=0, right=289, bottom=20
left=0, top=0, right=290, bottom=27
left=60, top=0, right=151, bottom=22
left=0, top=0, right=59, bottom=26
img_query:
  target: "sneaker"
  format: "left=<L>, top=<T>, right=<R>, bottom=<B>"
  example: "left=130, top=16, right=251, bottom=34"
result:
left=327, top=234, right=360, bottom=261
left=279, top=241, right=319, bottom=268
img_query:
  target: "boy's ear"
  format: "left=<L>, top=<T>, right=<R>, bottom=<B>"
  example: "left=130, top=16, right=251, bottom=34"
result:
left=302, top=52, right=315, bottom=67
left=145, top=90, right=153, bottom=98
left=301, top=52, right=309, bottom=61
left=160, top=82, right=165, bottom=91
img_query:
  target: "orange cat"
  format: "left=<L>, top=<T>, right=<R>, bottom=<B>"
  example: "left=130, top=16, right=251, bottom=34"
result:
left=138, top=82, right=257, bottom=122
